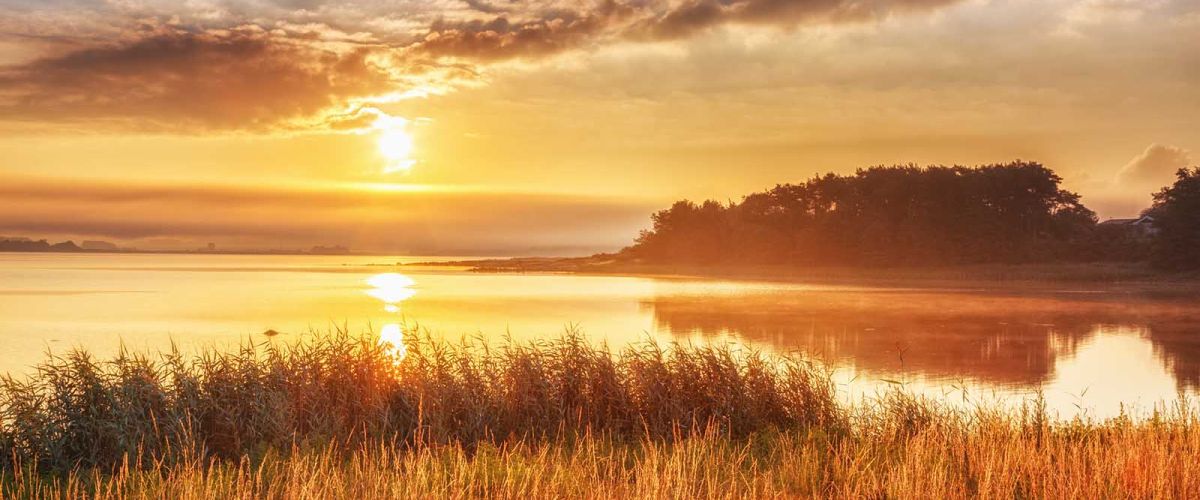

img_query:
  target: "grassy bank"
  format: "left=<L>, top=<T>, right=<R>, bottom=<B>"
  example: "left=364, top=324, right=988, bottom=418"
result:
left=9, top=417, right=1200, bottom=499
left=3, top=332, right=1199, bottom=498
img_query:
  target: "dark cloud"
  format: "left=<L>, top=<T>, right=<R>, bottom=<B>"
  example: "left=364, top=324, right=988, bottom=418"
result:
left=418, top=0, right=965, bottom=59
left=634, top=0, right=963, bottom=40
left=414, top=1, right=635, bottom=60
left=648, top=1, right=725, bottom=40
left=463, top=0, right=513, bottom=15
left=0, top=24, right=403, bottom=131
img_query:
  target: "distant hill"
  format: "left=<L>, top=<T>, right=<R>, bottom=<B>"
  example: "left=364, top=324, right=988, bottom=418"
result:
left=0, top=238, right=53, bottom=252
left=0, top=236, right=357, bottom=256
left=0, top=238, right=92, bottom=252
left=81, top=240, right=119, bottom=251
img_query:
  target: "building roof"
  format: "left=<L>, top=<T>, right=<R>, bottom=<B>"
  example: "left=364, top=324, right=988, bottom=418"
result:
left=1099, top=215, right=1155, bottom=226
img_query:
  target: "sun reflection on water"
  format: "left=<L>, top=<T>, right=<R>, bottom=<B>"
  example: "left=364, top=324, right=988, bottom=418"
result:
left=378, top=323, right=407, bottom=361
left=365, top=272, right=416, bottom=362
left=366, top=273, right=417, bottom=303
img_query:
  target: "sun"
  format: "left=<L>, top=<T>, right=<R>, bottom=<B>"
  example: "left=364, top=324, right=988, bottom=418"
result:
left=378, top=128, right=415, bottom=173
left=373, top=114, right=416, bottom=173
left=379, top=129, right=412, bottom=161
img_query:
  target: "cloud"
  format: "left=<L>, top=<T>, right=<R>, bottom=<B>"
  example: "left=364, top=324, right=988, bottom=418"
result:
left=0, top=22, right=469, bottom=132
left=1063, top=0, right=1166, bottom=29
left=412, top=1, right=635, bottom=60
left=1116, top=143, right=1192, bottom=188
left=463, top=0, right=514, bottom=15
left=632, top=0, right=963, bottom=40
left=0, top=24, right=380, bottom=131
left=415, top=0, right=966, bottom=59
left=0, top=0, right=966, bottom=132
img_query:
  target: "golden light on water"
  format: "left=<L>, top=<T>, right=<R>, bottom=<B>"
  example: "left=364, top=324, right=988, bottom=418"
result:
left=366, top=273, right=417, bottom=303
left=366, top=272, right=416, bottom=362
left=378, top=323, right=406, bottom=362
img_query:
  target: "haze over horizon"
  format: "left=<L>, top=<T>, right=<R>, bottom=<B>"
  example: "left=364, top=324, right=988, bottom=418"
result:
left=1, top=0, right=1197, bottom=254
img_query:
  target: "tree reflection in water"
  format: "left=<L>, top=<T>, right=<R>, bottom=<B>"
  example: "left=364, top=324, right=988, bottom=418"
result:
left=644, top=289, right=1200, bottom=390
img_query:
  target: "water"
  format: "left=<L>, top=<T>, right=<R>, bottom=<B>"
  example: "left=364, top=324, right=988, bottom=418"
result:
left=2, top=252, right=1199, bottom=419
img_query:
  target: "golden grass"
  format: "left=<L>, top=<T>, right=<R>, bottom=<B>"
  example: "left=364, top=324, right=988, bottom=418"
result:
left=7, top=415, right=1200, bottom=499
left=2, top=331, right=1199, bottom=499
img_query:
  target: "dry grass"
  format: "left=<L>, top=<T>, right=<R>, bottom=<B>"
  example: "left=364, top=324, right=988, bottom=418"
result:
left=2, top=330, right=1199, bottom=499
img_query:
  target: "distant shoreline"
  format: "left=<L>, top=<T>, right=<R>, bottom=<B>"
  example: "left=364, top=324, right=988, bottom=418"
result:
left=7, top=248, right=1197, bottom=292
left=0, top=248, right=359, bottom=257
left=0, top=237, right=359, bottom=257
left=408, top=256, right=1200, bottom=292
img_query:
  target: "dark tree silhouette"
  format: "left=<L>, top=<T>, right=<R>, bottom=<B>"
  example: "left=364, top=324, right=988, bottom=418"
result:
left=627, top=162, right=1099, bottom=266
left=1147, top=167, right=1200, bottom=270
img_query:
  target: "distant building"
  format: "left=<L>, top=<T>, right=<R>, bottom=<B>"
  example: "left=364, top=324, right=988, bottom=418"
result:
left=1098, top=215, right=1158, bottom=236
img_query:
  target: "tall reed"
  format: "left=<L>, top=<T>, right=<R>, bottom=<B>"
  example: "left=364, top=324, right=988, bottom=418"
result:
left=3, top=330, right=1199, bottom=498
left=0, top=329, right=842, bottom=472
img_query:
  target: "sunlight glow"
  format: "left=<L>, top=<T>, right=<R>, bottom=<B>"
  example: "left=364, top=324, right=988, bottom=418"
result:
left=379, top=129, right=412, bottom=160
left=379, top=323, right=407, bottom=362
left=373, top=113, right=416, bottom=173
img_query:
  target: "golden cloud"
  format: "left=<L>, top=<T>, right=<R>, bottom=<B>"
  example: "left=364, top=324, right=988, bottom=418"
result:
left=0, top=23, right=461, bottom=132
left=0, top=0, right=966, bottom=132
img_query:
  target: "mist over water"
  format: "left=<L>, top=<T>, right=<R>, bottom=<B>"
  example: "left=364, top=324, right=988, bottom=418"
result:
left=1, top=252, right=1198, bottom=419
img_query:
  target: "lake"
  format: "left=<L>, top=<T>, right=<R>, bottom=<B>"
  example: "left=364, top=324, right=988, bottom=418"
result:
left=2, top=252, right=1199, bottom=419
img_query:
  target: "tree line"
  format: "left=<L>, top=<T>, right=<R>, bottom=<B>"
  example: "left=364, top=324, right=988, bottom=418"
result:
left=624, top=161, right=1199, bottom=270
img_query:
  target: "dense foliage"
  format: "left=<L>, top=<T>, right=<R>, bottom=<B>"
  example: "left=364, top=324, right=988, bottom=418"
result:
left=1147, top=168, right=1200, bottom=270
left=627, top=162, right=1100, bottom=266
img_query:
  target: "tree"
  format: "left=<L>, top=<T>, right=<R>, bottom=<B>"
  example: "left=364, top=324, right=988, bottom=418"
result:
left=623, top=161, right=1098, bottom=266
left=1147, top=167, right=1200, bottom=270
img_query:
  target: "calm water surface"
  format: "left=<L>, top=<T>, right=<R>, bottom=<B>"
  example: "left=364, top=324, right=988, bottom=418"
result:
left=2, top=252, right=1199, bottom=419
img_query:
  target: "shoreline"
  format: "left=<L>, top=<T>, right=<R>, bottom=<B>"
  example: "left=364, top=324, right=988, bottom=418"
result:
left=408, top=257, right=1200, bottom=293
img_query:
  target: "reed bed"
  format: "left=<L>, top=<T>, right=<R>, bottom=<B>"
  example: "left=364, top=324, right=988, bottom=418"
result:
left=2, top=330, right=1199, bottom=498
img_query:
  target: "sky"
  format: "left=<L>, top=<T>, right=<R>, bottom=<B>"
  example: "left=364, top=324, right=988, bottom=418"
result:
left=0, top=0, right=1196, bottom=254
